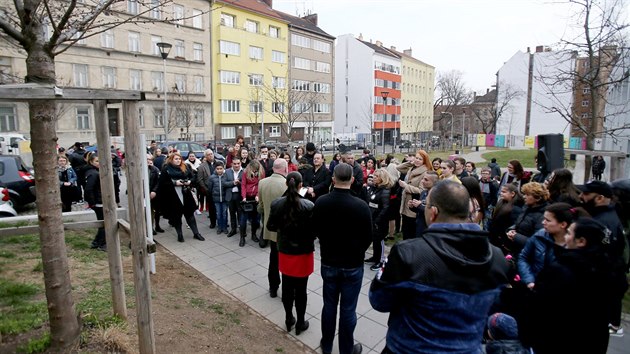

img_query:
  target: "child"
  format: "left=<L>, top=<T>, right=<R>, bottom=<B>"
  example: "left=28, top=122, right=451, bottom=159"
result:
left=207, top=161, right=232, bottom=234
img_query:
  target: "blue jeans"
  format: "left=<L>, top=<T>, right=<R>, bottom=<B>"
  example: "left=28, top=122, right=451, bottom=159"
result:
left=320, top=264, right=363, bottom=354
left=214, top=201, right=228, bottom=231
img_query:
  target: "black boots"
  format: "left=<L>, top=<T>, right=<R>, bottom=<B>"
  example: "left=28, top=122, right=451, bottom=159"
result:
left=251, top=227, right=260, bottom=243
left=239, top=227, right=246, bottom=247
left=295, top=320, right=309, bottom=335
left=227, top=228, right=237, bottom=237
left=285, top=316, right=296, bottom=332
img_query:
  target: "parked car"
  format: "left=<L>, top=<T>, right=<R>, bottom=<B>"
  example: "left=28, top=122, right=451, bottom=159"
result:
left=157, top=141, right=207, bottom=159
left=0, top=133, right=29, bottom=155
left=398, top=140, right=418, bottom=149
left=0, top=155, right=36, bottom=208
left=0, top=185, right=18, bottom=217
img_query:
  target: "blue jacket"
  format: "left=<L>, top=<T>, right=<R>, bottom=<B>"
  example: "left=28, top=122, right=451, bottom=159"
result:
left=369, top=224, right=509, bottom=353
left=517, top=229, right=557, bottom=286
left=207, top=173, right=232, bottom=203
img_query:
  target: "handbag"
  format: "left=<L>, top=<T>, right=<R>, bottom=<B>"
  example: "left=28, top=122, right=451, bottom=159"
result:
left=241, top=200, right=255, bottom=212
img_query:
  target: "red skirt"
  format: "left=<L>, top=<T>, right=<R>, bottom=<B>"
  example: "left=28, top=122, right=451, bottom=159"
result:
left=278, top=252, right=314, bottom=278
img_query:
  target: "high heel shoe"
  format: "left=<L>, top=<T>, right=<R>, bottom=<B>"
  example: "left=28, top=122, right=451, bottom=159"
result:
left=295, top=320, right=309, bottom=335
left=285, top=316, right=296, bottom=332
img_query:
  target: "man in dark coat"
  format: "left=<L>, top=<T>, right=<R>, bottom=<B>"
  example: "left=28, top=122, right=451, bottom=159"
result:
left=197, top=149, right=218, bottom=229
left=341, top=151, right=363, bottom=197
left=305, top=152, right=331, bottom=202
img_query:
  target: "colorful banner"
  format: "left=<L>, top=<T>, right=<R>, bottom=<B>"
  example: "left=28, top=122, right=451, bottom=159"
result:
left=524, top=136, right=535, bottom=148
left=495, top=135, right=505, bottom=148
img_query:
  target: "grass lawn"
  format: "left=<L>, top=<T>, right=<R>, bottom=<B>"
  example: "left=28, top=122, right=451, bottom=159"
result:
left=480, top=148, right=537, bottom=169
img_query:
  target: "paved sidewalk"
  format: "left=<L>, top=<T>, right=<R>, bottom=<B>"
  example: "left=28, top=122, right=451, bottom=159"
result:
left=152, top=211, right=630, bottom=354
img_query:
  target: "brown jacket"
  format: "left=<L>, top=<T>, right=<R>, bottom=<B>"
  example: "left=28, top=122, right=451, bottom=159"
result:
left=397, top=162, right=427, bottom=218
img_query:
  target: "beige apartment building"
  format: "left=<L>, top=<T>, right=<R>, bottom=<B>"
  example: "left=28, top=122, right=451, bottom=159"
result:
left=397, top=49, right=435, bottom=142
left=0, top=1, right=213, bottom=148
left=277, top=12, right=335, bottom=144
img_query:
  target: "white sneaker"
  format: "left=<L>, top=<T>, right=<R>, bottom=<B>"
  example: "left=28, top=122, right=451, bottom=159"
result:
left=609, top=324, right=624, bottom=337
left=195, top=210, right=202, bottom=215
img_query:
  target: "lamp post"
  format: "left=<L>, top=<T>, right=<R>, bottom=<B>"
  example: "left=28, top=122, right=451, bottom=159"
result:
left=441, top=111, right=453, bottom=146
left=461, top=109, right=466, bottom=149
left=156, top=42, right=172, bottom=141
left=380, top=91, right=389, bottom=154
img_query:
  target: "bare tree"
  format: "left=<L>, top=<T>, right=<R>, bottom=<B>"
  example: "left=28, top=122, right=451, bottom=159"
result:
left=358, top=99, right=376, bottom=150
left=471, top=84, right=524, bottom=134
left=534, top=0, right=629, bottom=178
left=0, top=0, right=199, bottom=349
left=433, top=70, right=473, bottom=126
left=170, top=94, right=205, bottom=141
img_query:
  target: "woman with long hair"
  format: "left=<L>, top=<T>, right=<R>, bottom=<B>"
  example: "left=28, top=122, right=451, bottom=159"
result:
left=461, top=176, right=485, bottom=225
left=266, top=172, right=315, bottom=336
left=239, top=146, right=251, bottom=168
left=157, top=151, right=205, bottom=242
left=488, top=184, right=523, bottom=252
left=546, top=168, right=580, bottom=205
left=84, top=152, right=106, bottom=251
left=397, top=149, right=433, bottom=240
left=329, top=152, right=342, bottom=172
left=279, top=151, right=297, bottom=172
left=363, top=168, right=394, bottom=270
left=294, top=146, right=305, bottom=164
left=498, top=159, right=530, bottom=192
left=226, top=142, right=241, bottom=169
left=239, top=159, right=264, bottom=247
left=439, top=159, right=461, bottom=183
left=57, top=154, right=78, bottom=212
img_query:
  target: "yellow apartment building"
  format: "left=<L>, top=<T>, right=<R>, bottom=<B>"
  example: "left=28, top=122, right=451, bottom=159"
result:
left=212, top=0, right=289, bottom=145
left=398, top=49, right=435, bottom=142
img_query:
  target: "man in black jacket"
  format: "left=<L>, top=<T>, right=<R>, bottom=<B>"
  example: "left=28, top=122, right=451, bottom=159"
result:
left=341, top=152, right=363, bottom=197
left=306, top=152, right=331, bottom=202
left=369, top=181, right=508, bottom=353
left=313, top=163, right=372, bottom=354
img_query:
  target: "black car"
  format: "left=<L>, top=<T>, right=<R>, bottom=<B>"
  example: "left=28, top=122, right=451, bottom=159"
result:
left=0, top=155, right=36, bottom=208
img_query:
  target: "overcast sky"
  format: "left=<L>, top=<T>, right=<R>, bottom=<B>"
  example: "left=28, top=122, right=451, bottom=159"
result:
left=273, top=0, right=628, bottom=94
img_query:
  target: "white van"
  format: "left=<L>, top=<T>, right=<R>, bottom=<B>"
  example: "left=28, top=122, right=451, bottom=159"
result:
left=0, top=133, right=29, bottom=155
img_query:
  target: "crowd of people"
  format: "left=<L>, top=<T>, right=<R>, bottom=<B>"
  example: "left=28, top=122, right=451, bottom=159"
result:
left=59, top=137, right=629, bottom=353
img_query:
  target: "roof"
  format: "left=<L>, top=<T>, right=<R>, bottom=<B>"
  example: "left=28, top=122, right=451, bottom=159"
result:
left=395, top=49, right=434, bottom=68
left=275, top=12, right=335, bottom=40
left=358, top=40, right=400, bottom=59
left=216, top=0, right=286, bottom=21
left=473, top=89, right=497, bottom=104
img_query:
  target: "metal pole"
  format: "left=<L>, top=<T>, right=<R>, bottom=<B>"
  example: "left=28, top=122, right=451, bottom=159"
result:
left=382, top=98, right=386, bottom=155
left=261, top=90, right=264, bottom=146
left=162, top=58, right=168, bottom=141
left=462, top=111, right=466, bottom=149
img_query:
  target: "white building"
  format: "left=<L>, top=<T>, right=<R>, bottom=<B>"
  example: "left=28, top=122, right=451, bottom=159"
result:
left=496, top=46, right=575, bottom=141
left=602, top=62, right=630, bottom=177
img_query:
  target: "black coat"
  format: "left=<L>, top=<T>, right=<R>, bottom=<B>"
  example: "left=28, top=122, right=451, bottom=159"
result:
left=157, top=164, right=197, bottom=221
left=84, top=165, right=102, bottom=207
left=509, top=202, right=547, bottom=256
left=267, top=196, right=315, bottom=255
left=307, top=165, right=332, bottom=202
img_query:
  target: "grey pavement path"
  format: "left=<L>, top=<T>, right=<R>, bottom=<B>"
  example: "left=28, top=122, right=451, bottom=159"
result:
left=117, top=173, right=629, bottom=354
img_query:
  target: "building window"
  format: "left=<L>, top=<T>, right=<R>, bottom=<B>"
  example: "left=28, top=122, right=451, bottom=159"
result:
left=221, top=126, right=236, bottom=139
left=101, top=29, right=114, bottom=48
left=243, top=126, right=252, bottom=138
left=249, top=101, right=263, bottom=113
left=129, top=69, right=142, bottom=91
left=153, top=108, right=164, bottom=127
left=150, top=0, right=161, bottom=19
left=269, top=26, right=279, bottom=38
left=128, top=0, right=139, bottom=14
left=221, top=100, right=240, bottom=113
left=151, top=35, right=162, bottom=55
left=194, top=133, right=205, bottom=141
left=272, top=102, right=284, bottom=113
left=314, top=103, right=330, bottom=113
left=313, top=82, right=330, bottom=93
left=249, top=46, right=263, bottom=60
left=72, top=31, right=86, bottom=45
left=102, top=66, right=116, bottom=88
left=581, top=113, right=591, bottom=118
left=249, top=74, right=263, bottom=86
left=292, top=80, right=309, bottom=91
left=173, top=5, right=184, bottom=25
left=138, top=107, right=144, bottom=127
left=292, top=102, right=309, bottom=113
left=171, top=39, right=184, bottom=58
left=582, top=100, right=589, bottom=107
left=194, top=109, right=204, bottom=127
left=294, top=57, right=310, bottom=70
left=192, top=9, right=203, bottom=28
left=174, top=74, right=186, bottom=92
left=245, top=20, right=259, bottom=33
left=219, top=70, right=240, bottom=84
left=291, top=33, right=310, bottom=48
left=315, top=62, right=330, bottom=73
left=219, top=40, right=240, bottom=56
left=76, top=107, right=91, bottom=130
left=583, top=87, right=591, bottom=94
left=271, top=50, right=285, bottom=63
left=221, top=13, right=235, bottom=27
left=128, top=31, right=140, bottom=52
left=151, top=71, right=164, bottom=91
left=313, top=39, right=331, bottom=53
left=272, top=76, right=285, bottom=89
left=193, top=76, right=203, bottom=94
left=269, top=126, right=280, bottom=137
left=73, top=64, right=88, bottom=87
left=0, top=106, right=17, bottom=132
left=193, top=43, right=203, bottom=61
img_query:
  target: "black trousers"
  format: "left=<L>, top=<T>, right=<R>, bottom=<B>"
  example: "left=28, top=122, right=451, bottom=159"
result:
left=281, top=274, right=308, bottom=323
left=268, top=241, right=280, bottom=290
left=228, top=199, right=241, bottom=230
left=401, top=214, right=416, bottom=240
left=206, top=193, right=216, bottom=226
left=92, top=207, right=106, bottom=246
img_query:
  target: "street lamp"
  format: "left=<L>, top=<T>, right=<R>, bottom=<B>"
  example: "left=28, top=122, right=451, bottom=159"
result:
left=461, top=109, right=466, bottom=149
left=156, top=42, right=172, bottom=141
left=441, top=111, right=453, bottom=145
left=380, top=91, right=389, bottom=154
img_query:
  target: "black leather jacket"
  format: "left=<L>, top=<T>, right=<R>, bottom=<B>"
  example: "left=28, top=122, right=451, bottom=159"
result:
left=267, top=196, right=315, bottom=255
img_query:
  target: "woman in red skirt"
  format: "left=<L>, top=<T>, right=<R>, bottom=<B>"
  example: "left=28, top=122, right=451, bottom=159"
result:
left=266, top=171, right=315, bottom=335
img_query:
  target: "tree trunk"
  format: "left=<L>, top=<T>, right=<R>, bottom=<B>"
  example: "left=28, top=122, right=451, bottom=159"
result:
left=26, top=44, right=81, bottom=350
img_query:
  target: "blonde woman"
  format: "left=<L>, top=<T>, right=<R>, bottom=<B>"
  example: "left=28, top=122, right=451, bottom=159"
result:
left=364, top=168, right=395, bottom=270
left=397, top=149, right=433, bottom=240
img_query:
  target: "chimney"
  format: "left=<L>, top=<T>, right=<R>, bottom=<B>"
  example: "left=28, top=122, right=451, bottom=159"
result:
left=536, top=45, right=544, bottom=53
left=358, top=33, right=363, bottom=40
left=403, top=48, right=412, bottom=56
left=375, top=40, right=382, bottom=47
left=486, top=88, right=489, bottom=94
left=390, top=46, right=396, bottom=51
left=261, top=0, right=272, bottom=7
left=527, top=47, right=530, bottom=53
left=302, top=13, right=318, bottom=26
